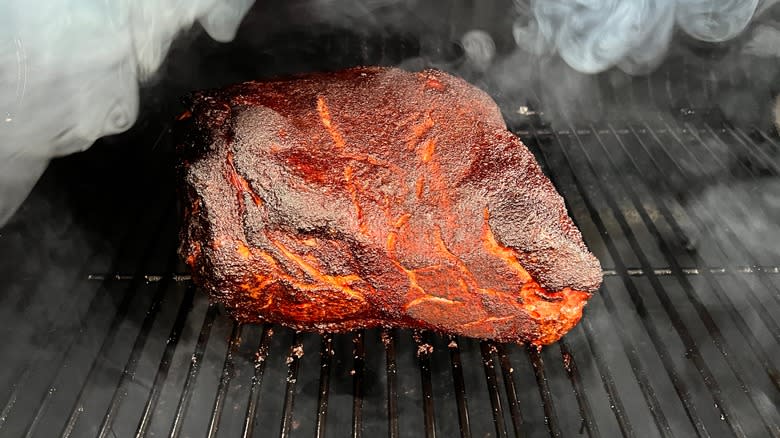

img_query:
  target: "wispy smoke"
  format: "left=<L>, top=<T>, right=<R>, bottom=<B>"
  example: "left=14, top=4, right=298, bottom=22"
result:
left=517, top=0, right=762, bottom=75
left=1, top=0, right=777, bottom=227
left=0, top=0, right=255, bottom=225
left=474, top=0, right=780, bottom=126
left=684, top=179, right=780, bottom=261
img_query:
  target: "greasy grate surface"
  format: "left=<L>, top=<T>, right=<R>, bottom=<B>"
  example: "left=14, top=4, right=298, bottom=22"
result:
left=1, top=117, right=779, bottom=438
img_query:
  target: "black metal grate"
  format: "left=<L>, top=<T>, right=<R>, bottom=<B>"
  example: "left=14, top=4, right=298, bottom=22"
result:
left=1, top=115, right=779, bottom=437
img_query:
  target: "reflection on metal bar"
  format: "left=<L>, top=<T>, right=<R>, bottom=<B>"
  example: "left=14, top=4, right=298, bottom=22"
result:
left=280, top=333, right=303, bottom=438
left=98, top=264, right=177, bottom=438
left=0, top=369, right=29, bottom=432
left=563, top=122, right=751, bottom=437
left=529, top=125, right=709, bottom=436
left=479, top=342, right=508, bottom=438
left=241, top=325, right=274, bottom=438
left=170, top=304, right=219, bottom=438
left=382, top=329, right=399, bottom=438
left=414, top=331, right=436, bottom=438
left=351, top=331, right=366, bottom=438
left=609, top=123, right=780, bottom=396
left=315, top=334, right=333, bottom=438
left=527, top=347, right=562, bottom=438
left=639, top=119, right=777, bottom=435
left=85, top=265, right=780, bottom=282
left=577, top=306, right=637, bottom=438
left=558, top=341, right=601, bottom=438
left=207, top=323, right=243, bottom=438
left=136, top=286, right=196, bottom=438
left=512, top=127, right=721, bottom=137
left=494, top=345, right=525, bottom=438
left=446, top=336, right=472, bottom=438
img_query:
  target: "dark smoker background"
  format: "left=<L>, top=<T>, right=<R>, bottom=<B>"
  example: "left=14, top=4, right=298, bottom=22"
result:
left=1, top=1, right=780, bottom=437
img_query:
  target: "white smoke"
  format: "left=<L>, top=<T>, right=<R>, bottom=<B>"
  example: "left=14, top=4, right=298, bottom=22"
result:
left=1, top=0, right=776, bottom=227
left=745, top=22, right=780, bottom=57
left=514, top=0, right=767, bottom=75
left=0, top=0, right=255, bottom=226
left=461, top=30, right=497, bottom=72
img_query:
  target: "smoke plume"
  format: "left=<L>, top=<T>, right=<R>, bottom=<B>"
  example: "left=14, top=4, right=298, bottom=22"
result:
left=0, top=0, right=255, bottom=226
left=518, top=0, right=763, bottom=75
left=1, top=0, right=777, bottom=227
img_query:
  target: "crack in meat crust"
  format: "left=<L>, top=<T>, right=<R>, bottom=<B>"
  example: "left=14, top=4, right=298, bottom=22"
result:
left=177, top=67, right=602, bottom=345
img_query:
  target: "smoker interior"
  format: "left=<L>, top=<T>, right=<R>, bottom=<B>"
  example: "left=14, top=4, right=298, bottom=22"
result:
left=2, top=5, right=780, bottom=438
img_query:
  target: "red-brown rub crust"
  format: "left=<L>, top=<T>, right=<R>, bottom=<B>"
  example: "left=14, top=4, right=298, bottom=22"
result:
left=177, top=66, right=602, bottom=345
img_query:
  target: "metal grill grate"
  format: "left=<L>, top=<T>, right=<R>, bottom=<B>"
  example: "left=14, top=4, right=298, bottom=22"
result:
left=1, top=117, right=779, bottom=438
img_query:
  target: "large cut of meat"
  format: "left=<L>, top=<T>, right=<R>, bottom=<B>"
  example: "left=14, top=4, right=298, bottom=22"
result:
left=177, top=67, right=602, bottom=345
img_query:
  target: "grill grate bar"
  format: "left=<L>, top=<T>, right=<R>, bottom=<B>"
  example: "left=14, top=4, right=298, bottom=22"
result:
left=446, top=337, right=472, bottom=438
left=24, top=388, right=50, bottom=438
left=529, top=126, right=710, bottom=437
left=0, top=124, right=165, bottom=401
left=749, top=127, right=780, bottom=167
left=315, top=334, right=333, bottom=438
left=85, top=265, right=780, bottom=283
left=563, top=124, right=752, bottom=437
left=698, top=122, right=779, bottom=183
left=382, top=329, right=399, bottom=438
left=351, top=331, right=366, bottom=438
left=135, top=285, right=195, bottom=437
left=16, top=109, right=777, bottom=437
left=495, top=345, right=525, bottom=438
left=512, top=127, right=722, bottom=138
left=169, top=304, right=219, bottom=438
left=612, top=125, right=780, bottom=392
left=0, top=370, right=27, bottom=431
left=414, top=331, right=436, bottom=438
left=712, top=124, right=780, bottom=178
left=681, top=122, right=779, bottom=253
left=479, top=343, right=508, bottom=438
left=8, top=127, right=175, bottom=437
left=602, top=266, right=780, bottom=276
left=241, top=325, right=274, bottom=438
left=280, top=332, right=303, bottom=438
left=527, top=346, right=562, bottom=438
left=657, top=119, right=780, bottom=311
left=734, top=126, right=780, bottom=170
left=624, top=122, right=780, bottom=429
left=19, top=228, right=163, bottom=437
left=59, top=211, right=177, bottom=438
left=558, top=341, right=601, bottom=438
left=697, top=125, right=780, bottom=312
left=587, top=283, right=676, bottom=438
left=87, top=274, right=196, bottom=282
left=207, top=323, right=243, bottom=438
left=97, top=262, right=177, bottom=438
left=577, top=301, right=653, bottom=438
left=637, top=121, right=780, bottom=348
left=4, top=226, right=131, bottom=437
left=639, top=127, right=773, bottom=259
left=567, top=123, right=773, bottom=437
